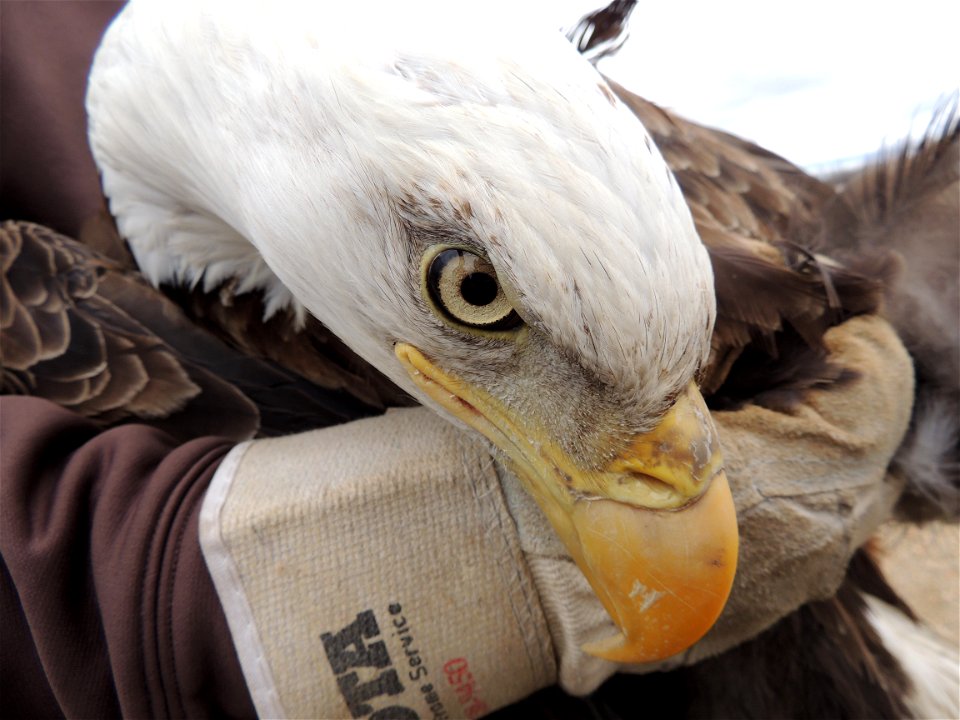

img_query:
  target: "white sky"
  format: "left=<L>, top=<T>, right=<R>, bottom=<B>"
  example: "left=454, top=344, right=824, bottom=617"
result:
left=540, top=1, right=960, bottom=173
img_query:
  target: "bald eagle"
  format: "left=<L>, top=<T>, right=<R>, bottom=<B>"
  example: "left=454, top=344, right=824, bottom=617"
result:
left=2, top=0, right=957, bottom=717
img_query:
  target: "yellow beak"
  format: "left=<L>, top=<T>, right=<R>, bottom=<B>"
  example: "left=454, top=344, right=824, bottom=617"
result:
left=395, top=343, right=738, bottom=663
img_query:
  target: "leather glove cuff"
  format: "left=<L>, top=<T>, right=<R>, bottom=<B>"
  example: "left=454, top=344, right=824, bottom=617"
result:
left=200, top=408, right=556, bottom=719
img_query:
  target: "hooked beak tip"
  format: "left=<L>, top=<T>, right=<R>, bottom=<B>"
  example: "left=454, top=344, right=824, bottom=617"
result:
left=572, top=472, right=739, bottom=663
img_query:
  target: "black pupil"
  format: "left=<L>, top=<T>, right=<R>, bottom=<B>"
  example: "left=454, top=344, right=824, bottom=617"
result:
left=460, top=272, right=498, bottom=306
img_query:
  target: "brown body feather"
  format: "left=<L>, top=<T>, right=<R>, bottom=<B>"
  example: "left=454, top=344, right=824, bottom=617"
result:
left=608, top=84, right=894, bottom=409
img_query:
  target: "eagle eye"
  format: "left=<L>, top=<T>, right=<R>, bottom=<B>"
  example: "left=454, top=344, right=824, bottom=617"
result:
left=423, top=247, right=522, bottom=333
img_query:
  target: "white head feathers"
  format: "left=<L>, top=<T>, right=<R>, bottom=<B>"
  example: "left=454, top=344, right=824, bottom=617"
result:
left=87, top=0, right=715, bottom=418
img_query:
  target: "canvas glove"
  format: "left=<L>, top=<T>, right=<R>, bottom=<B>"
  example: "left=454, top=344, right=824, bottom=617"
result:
left=200, top=315, right=913, bottom=719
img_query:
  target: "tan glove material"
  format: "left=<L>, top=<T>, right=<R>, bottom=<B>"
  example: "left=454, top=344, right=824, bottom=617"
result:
left=201, top=315, right=914, bottom=713
left=201, top=408, right=556, bottom=719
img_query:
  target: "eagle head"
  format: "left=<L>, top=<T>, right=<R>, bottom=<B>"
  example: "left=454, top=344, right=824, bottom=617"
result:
left=88, top=0, right=737, bottom=662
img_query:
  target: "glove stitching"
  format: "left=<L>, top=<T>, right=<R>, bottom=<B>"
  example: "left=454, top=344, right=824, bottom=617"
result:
left=469, top=447, right=555, bottom=686
left=486, top=455, right=557, bottom=685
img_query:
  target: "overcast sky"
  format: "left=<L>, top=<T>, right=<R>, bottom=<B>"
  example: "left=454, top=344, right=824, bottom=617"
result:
left=540, top=1, right=959, bottom=173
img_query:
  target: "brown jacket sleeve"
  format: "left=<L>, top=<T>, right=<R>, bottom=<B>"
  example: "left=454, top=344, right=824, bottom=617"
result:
left=1, top=396, right=256, bottom=719
left=0, top=1, right=125, bottom=238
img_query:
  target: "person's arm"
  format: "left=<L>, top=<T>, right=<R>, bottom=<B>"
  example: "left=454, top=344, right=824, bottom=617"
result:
left=0, top=396, right=255, bottom=719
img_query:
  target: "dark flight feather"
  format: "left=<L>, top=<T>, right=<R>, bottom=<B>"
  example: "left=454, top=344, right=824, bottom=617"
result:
left=564, top=0, right=637, bottom=64
left=163, top=282, right=415, bottom=412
